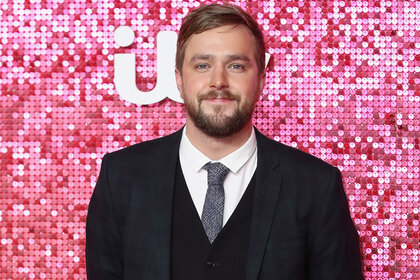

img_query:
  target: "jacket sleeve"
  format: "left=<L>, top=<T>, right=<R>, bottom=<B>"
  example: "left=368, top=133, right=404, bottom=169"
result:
left=86, top=154, right=124, bottom=280
left=309, top=168, right=364, bottom=280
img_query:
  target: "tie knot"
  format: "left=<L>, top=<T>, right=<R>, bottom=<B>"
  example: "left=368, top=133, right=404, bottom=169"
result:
left=204, top=162, right=230, bottom=186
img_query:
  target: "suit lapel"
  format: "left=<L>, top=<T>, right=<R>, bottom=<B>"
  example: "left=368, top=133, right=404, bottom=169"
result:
left=141, top=129, right=182, bottom=280
left=246, top=130, right=284, bottom=280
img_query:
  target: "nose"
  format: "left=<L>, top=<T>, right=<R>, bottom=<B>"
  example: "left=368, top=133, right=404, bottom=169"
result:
left=210, top=65, right=229, bottom=90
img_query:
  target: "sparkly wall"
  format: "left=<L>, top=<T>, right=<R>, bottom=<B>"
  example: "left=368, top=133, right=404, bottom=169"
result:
left=0, top=0, right=419, bottom=279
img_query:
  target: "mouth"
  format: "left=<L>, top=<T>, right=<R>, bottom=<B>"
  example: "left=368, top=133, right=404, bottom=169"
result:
left=199, top=90, right=239, bottom=104
left=202, top=96, right=236, bottom=103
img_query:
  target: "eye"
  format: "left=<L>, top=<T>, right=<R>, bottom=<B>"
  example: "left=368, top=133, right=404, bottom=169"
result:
left=229, top=63, right=245, bottom=71
left=195, top=63, right=210, bottom=71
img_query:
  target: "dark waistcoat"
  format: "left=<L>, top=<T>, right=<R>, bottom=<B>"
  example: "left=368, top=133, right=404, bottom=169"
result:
left=171, top=161, right=256, bottom=280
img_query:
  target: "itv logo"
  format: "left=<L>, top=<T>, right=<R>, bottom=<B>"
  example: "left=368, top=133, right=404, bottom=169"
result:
left=113, top=26, right=270, bottom=106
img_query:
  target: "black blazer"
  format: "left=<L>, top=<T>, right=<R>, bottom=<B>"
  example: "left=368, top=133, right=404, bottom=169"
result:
left=86, top=129, right=364, bottom=280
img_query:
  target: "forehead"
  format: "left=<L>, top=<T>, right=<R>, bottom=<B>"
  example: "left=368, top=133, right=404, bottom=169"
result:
left=183, top=25, right=256, bottom=60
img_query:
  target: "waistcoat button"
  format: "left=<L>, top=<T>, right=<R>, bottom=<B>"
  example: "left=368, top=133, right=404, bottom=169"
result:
left=206, top=261, right=219, bottom=269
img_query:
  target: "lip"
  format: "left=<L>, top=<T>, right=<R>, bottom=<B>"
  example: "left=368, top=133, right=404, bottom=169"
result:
left=202, top=97, right=235, bottom=103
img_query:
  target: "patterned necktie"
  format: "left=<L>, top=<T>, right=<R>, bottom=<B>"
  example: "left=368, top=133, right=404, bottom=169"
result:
left=201, top=162, right=230, bottom=243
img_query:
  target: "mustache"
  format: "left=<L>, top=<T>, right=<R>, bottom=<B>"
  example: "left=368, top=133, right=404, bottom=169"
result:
left=198, top=90, right=240, bottom=102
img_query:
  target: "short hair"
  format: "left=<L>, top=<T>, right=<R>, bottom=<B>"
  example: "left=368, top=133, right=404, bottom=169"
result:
left=176, top=3, right=266, bottom=75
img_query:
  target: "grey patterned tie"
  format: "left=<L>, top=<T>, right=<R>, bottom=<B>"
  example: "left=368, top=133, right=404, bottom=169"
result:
left=201, top=162, right=230, bottom=243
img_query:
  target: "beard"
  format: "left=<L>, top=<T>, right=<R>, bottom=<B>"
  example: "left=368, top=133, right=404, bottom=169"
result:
left=183, top=89, right=256, bottom=138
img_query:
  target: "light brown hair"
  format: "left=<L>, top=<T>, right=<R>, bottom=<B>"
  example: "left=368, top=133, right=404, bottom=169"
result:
left=176, top=3, right=266, bottom=75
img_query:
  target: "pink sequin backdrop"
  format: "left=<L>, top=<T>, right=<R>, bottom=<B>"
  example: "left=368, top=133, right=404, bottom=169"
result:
left=0, top=0, right=419, bottom=279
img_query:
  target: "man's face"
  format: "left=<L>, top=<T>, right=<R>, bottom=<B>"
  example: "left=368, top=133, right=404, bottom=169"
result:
left=175, top=24, right=265, bottom=138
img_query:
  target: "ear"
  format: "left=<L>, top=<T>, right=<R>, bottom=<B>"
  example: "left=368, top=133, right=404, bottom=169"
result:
left=175, top=68, right=184, bottom=99
left=256, top=71, right=266, bottom=101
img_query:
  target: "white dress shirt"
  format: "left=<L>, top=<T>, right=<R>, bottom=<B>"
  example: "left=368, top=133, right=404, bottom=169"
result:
left=179, top=127, right=258, bottom=226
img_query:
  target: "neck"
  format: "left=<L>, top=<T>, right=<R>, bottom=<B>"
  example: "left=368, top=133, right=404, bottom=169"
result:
left=185, top=119, right=253, bottom=161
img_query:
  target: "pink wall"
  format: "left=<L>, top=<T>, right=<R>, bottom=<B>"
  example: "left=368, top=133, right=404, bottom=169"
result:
left=0, top=0, right=418, bottom=279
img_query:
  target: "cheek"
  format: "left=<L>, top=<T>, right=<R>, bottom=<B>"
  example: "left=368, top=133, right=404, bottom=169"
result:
left=183, top=76, right=207, bottom=93
left=235, top=79, right=258, bottom=95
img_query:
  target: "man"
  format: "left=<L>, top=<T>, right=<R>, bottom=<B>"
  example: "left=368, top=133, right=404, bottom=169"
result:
left=86, top=4, right=364, bottom=280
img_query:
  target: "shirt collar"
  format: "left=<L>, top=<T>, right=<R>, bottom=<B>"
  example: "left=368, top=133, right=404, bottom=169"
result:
left=179, top=127, right=257, bottom=174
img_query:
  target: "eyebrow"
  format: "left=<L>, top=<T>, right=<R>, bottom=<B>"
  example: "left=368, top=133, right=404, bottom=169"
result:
left=226, top=54, right=251, bottom=62
left=189, top=53, right=251, bottom=63
left=189, top=53, right=214, bottom=63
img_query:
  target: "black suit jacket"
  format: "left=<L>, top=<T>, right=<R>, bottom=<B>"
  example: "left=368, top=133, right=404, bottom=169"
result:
left=86, top=129, right=364, bottom=280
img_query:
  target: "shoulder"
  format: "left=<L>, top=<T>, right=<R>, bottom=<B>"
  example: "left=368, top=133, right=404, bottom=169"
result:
left=104, top=129, right=183, bottom=162
left=97, top=129, right=182, bottom=192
